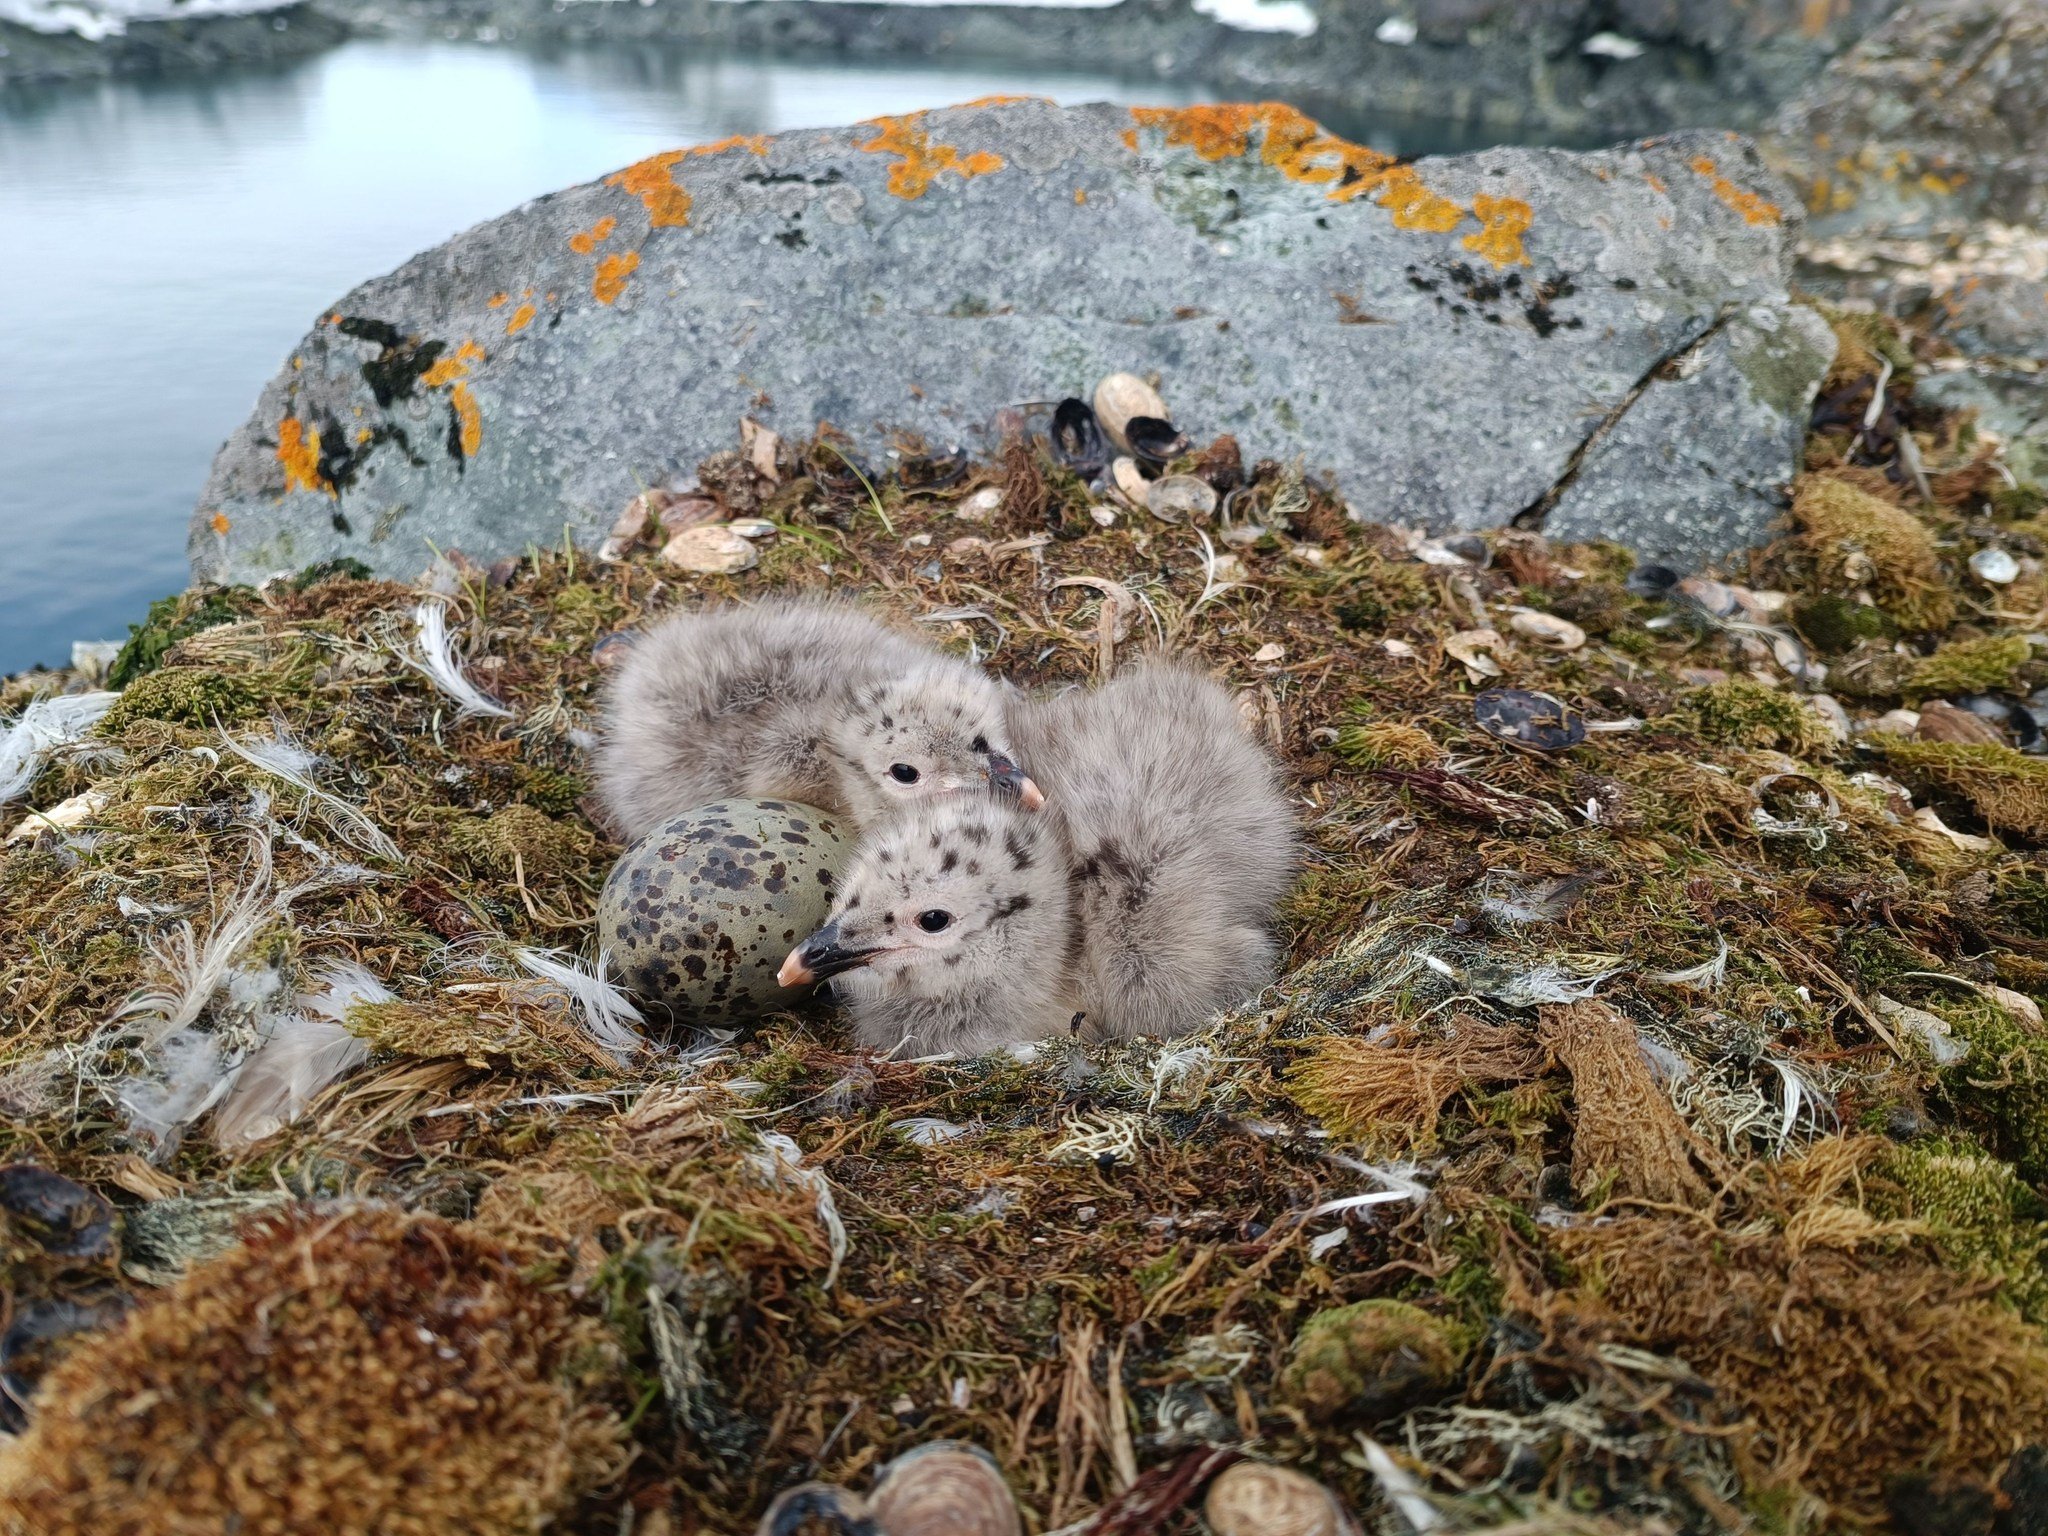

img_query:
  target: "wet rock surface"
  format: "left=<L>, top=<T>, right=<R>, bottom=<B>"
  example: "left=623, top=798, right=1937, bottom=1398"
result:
left=193, top=100, right=1828, bottom=578
left=0, top=2, right=346, bottom=88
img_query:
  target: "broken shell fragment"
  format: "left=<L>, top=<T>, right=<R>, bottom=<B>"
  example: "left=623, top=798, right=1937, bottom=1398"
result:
left=1443, top=628, right=1507, bottom=681
left=1125, top=415, right=1192, bottom=467
left=955, top=487, right=1003, bottom=523
left=1050, top=398, right=1108, bottom=475
left=1474, top=687, right=1586, bottom=751
left=1203, top=1462, right=1351, bottom=1536
left=1625, top=562, right=1680, bottom=597
left=1092, top=371, right=1167, bottom=452
left=1507, top=608, right=1587, bottom=651
left=1146, top=474, right=1219, bottom=524
left=1956, top=693, right=2042, bottom=751
left=868, top=1442, right=1022, bottom=1536
left=757, top=1483, right=881, bottom=1536
left=661, top=524, right=759, bottom=575
left=1111, top=457, right=1149, bottom=509
left=1971, top=547, right=2020, bottom=585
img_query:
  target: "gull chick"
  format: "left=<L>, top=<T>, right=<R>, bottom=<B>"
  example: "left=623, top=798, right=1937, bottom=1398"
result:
left=595, top=599, right=1042, bottom=841
left=779, top=664, right=1297, bottom=1055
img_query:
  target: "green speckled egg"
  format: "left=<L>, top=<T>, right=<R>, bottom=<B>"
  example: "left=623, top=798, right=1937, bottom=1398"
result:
left=598, top=799, right=851, bottom=1028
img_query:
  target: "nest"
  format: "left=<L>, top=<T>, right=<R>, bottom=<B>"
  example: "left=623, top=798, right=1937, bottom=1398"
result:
left=3, top=305, right=2047, bottom=1532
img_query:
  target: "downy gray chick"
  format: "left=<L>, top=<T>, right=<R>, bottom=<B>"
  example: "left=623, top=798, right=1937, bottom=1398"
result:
left=778, top=664, right=1297, bottom=1055
left=595, top=599, right=1042, bottom=842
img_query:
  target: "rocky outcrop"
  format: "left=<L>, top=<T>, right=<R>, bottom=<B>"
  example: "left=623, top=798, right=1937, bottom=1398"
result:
left=191, top=100, right=1832, bottom=578
left=0, top=0, right=346, bottom=88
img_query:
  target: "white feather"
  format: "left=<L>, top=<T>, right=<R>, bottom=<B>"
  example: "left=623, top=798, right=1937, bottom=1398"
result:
left=405, top=601, right=512, bottom=720
left=749, top=1130, right=847, bottom=1289
left=514, top=947, right=647, bottom=1062
left=117, top=1026, right=237, bottom=1153
left=210, top=961, right=390, bottom=1147
left=1646, top=938, right=1730, bottom=990
left=1766, top=1055, right=1833, bottom=1156
left=0, top=691, right=117, bottom=804
left=222, top=726, right=404, bottom=864
left=116, top=836, right=279, bottom=1045
left=1359, top=1435, right=1445, bottom=1533
left=892, top=1117, right=970, bottom=1146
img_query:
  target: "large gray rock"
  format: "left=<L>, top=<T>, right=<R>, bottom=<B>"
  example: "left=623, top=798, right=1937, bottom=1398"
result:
left=191, top=101, right=1831, bottom=578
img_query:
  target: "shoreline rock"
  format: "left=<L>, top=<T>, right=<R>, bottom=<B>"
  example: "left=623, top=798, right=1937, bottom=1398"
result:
left=190, top=100, right=1831, bottom=580
left=0, top=0, right=346, bottom=88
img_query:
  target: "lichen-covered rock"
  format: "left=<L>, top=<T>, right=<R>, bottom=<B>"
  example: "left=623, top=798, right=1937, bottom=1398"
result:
left=191, top=100, right=1829, bottom=578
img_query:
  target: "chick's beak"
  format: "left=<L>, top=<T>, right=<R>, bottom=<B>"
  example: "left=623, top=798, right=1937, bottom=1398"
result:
left=777, top=920, right=881, bottom=988
left=987, top=753, right=1047, bottom=812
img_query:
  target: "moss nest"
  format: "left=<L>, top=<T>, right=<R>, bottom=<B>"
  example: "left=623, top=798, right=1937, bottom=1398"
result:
left=3, top=339, right=2046, bottom=1534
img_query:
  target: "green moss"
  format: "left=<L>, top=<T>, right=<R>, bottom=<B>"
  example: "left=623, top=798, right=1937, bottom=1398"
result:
left=446, top=805, right=596, bottom=879
left=1794, top=594, right=1894, bottom=654
left=106, top=590, right=255, bottom=689
left=1333, top=712, right=1437, bottom=770
left=514, top=767, right=589, bottom=819
left=1279, top=1299, right=1466, bottom=1423
left=1878, top=740, right=2048, bottom=840
left=1939, top=997, right=2048, bottom=1183
left=1875, top=1139, right=2048, bottom=1322
left=1794, top=477, right=1954, bottom=633
left=288, top=558, right=375, bottom=591
left=1906, top=633, right=2033, bottom=700
left=1992, top=484, right=2047, bottom=522
left=99, top=668, right=262, bottom=732
left=1672, top=678, right=1836, bottom=759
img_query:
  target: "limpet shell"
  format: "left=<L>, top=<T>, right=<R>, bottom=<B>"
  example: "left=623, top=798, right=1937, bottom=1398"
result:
left=661, top=524, right=758, bottom=575
left=1203, top=1462, right=1350, bottom=1536
left=869, top=1442, right=1021, bottom=1536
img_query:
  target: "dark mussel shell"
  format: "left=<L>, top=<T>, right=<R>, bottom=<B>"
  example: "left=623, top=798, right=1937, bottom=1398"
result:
left=0, top=1291, right=129, bottom=1430
left=1959, top=693, right=2044, bottom=752
left=1474, top=688, right=1587, bottom=753
left=758, top=1483, right=882, bottom=1536
left=0, top=1165, right=113, bottom=1260
left=899, top=445, right=971, bottom=492
left=1625, top=562, right=1681, bottom=597
left=1049, top=398, right=1108, bottom=476
left=808, top=443, right=881, bottom=497
left=1124, top=415, right=1192, bottom=467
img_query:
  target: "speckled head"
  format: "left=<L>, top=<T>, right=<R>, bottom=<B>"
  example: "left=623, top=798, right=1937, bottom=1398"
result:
left=827, top=663, right=1043, bottom=826
left=778, top=794, right=1064, bottom=1003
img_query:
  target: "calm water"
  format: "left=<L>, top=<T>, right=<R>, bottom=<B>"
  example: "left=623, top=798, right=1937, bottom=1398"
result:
left=0, top=39, right=1503, bottom=676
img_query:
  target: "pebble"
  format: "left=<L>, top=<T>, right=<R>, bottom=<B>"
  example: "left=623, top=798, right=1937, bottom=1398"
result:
left=660, top=524, right=758, bottom=575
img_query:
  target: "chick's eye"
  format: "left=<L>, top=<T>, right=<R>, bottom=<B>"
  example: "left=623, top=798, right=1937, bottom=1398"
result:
left=917, top=910, right=953, bottom=933
left=971, top=735, right=990, bottom=755
left=889, top=763, right=920, bottom=784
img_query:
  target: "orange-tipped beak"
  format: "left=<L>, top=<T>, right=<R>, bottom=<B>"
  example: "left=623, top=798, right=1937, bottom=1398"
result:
left=1017, top=776, right=1046, bottom=812
left=777, top=949, right=815, bottom=988
left=779, top=921, right=880, bottom=988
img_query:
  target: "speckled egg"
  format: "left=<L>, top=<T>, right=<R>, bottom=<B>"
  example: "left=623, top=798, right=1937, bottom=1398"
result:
left=598, top=799, right=851, bottom=1028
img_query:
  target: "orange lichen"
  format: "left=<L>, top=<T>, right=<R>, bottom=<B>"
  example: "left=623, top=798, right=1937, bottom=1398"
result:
left=955, top=94, right=1039, bottom=108
left=1075, top=187, right=1087, bottom=204
left=208, top=512, right=231, bottom=536
left=606, top=152, right=692, bottom=229
left=449, top=383, right=483, bottom=458
left=276, top=417, right=330, bottom=496
left=1690, top=155, right=1781, bottom=225
left=419, top=339, right=484, bottom=390
left=1644, top=172, right=1668, bottom=195
left=505, top=303, right=536, bottom=336
left=1372, top=165, right=1463, bottom=230
left=487, top=292, right=509, bottom=309
left=568, top=215, right=617, bottom=255
left=593, top=250, right=640, bottom=305
left=858, top=112, right=1006, bottom=199
left=1126, top=102, right=1488, bottom=243
left=1463, top=194, right=1533, bottom=267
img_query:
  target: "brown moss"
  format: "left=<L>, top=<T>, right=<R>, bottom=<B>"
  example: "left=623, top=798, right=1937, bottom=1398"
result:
left=1540, top=1001, right=1723, bottom=1208
left=1792, top=475, right=1955, bottom=632
left=1287, top=1018, right=1541, bottom=1153
left=1549, top=1209, right=2048, bottom=1521
left=0, top=1205, right=624, bottom=1536
left=446, top=803, right=597, bottom=879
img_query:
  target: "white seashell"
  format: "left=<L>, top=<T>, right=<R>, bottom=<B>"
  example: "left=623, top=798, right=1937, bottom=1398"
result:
left=6, top=788, right=108, bottom=845
left=1146, top=474, right=1219, bottom=524
left=1867, top=708, right=1921, bottom=737
left=1093, top=372, right=1167, bottom=453
left=955, top=487, right=1004, bottom=523
left=1971, top=547, right=2020, bottom=585
left=660, top=524, right=758, bottom=575
left=1112, top=457, right=1150, bottom=509
left=1375, top=15, right=1415, bottom=43
left=1253, top=642, right=1286, bottom=663
left=1444, top=628, right=1507, bottom=681
left=1089, top=504, right=1119, bottom=527
left=1204, top=1462, right=1351, bottom=1536
left=1507, top=608, right=1586, bottom=651
left=728, top=518, right=779, bottom=539
left=869, top=1443, right=1021, bottom=1536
